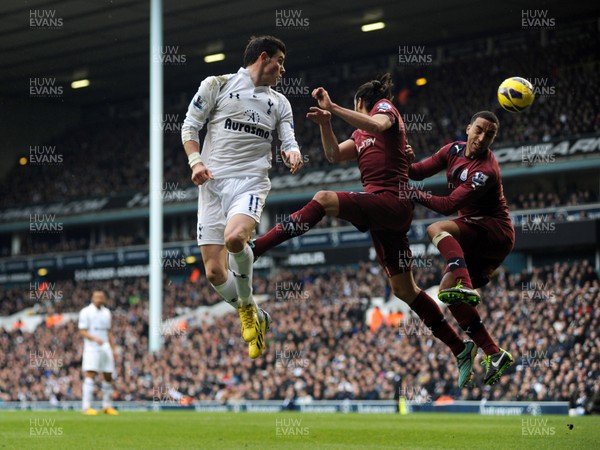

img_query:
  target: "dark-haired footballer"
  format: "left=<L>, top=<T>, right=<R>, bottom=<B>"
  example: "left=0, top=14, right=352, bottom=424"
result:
left=408, top=111, right=515, bottom=385
left=181, top=35, right=305, bottom=359
left=252, top=74, right=478, bottom=389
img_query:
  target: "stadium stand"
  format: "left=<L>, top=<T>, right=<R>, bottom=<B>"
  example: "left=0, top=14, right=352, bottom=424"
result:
left=2, top=184, right=598, bottom=257
left=1, top=260, right=597, bottom=413
left=0, top=18, right=599, bottom=423
left=0, top=20, right=598, bottom=209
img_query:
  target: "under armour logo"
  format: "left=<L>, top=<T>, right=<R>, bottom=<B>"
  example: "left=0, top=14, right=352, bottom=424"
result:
left=229, top=93, right=240, bottom=99
left=231, top=270, right=248, bottom=279
left=267, top=99, right=273, bottom=115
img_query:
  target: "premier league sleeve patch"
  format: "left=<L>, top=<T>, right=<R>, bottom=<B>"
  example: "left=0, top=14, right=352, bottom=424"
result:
left=470, top=171, right=489, bottom=189
left=193, top=95, right=207, bottom=111
left=376, top=101, right=392, bottom=112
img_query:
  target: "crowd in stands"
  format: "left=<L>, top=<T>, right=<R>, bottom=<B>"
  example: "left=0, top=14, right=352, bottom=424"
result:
left=0, top=259, right=598, bottom=414
left=1, top=21, right=599, bottom=210
left=1, top=22, right=599, bottom=411
left=397, top=24, right=600, bottom=160
left=0, top=276, right=218, bottom=319
left=510, top=189, right=597, bottom=210
left=3, top=183, right=597, bottom=258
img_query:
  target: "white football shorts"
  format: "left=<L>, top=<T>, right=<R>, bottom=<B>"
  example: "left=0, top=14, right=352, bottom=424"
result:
left=82, top=343, right=115, bottom=373
left=197, top=176, right=271, bottom=246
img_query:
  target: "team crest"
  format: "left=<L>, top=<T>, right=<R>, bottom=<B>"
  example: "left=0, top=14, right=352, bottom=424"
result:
left=460, top=168, right=468, bottom=181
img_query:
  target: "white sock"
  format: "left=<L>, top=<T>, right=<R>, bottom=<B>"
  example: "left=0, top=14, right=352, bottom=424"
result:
left=82, top=377, right=94, bottom=410
left=229, top=246, right=254, bottom=304
left=212, top=271, right=239, bottom=309
left=101, top=381, right=113, bottom=409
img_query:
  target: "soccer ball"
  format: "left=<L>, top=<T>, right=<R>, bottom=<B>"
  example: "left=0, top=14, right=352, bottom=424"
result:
left=497, top=77, right=535, bottom=112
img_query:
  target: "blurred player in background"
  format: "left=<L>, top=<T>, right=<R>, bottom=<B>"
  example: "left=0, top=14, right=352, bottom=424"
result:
left=251, top=74, right=478, bottom=388
left=408, top=111, right=515, bottom=385
left=78, top=290, right=118, bottom=415
left=181, top=35, right=303, bottom=359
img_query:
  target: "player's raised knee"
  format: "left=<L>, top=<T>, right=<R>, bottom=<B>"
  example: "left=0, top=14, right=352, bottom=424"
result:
left=224, top=229, right=247, bottom=252
left=427, top=223, right=443, bottom=240
left=313, top=191, right=338, bottom=211
left=313, top=190, right=335, bottom=207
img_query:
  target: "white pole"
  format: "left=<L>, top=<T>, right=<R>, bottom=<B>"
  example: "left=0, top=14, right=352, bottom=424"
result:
left=149, top=0, right=163, bottom=352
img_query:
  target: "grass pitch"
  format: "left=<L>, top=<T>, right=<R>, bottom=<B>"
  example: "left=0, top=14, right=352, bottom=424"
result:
left=0, top=411, right=597, bottom=449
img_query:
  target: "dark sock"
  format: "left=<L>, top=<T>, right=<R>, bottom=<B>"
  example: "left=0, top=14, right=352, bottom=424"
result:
left=449, top=303, right=500, bottom=355
left=437, top=235, right=472, bottom=289
left=410, top=291, right=464, bottom=356
left=253, top=200, right=326, bottom=258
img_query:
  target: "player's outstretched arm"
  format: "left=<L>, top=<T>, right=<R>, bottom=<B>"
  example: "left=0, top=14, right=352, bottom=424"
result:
left=414, top=175, right=491, bottom=215
left=307, top=107, right=357, bottom=163
left=409, top=147, right=447, bottom=181
left=312, top=87, right=391, bottom=134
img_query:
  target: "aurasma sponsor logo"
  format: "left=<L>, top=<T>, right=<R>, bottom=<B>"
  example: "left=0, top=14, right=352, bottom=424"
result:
left=224, top=118, right=270, bottom=139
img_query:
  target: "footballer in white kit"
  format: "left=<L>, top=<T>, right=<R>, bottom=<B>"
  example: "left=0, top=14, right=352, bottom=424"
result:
left=78, top=290, right=118, bottom=415
left=182, top=35, right=303, bottom=359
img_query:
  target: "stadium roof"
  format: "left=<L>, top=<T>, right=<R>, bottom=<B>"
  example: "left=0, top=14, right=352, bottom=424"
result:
left=1, top=0, right=596, bottom=106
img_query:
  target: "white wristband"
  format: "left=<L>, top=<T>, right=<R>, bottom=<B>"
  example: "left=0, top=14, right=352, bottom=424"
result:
left=188, top=152, right=202, bottom=169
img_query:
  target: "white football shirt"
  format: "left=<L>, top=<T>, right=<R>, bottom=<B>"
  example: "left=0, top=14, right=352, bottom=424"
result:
left=182, top=67, right=300, bottom=180
left=78, top=303, right=112, bottom=352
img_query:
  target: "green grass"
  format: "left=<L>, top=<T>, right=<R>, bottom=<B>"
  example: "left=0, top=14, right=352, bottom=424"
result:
left=0, top=411, right=597, bottom=449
